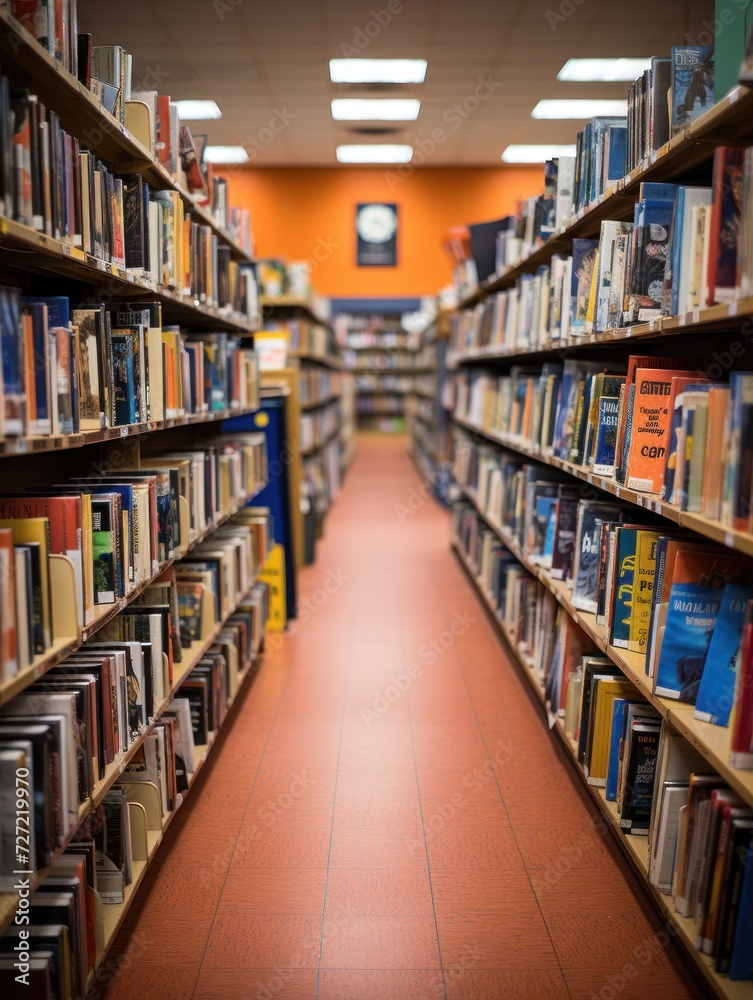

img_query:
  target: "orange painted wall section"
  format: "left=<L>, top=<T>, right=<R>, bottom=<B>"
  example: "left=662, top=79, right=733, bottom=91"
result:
left=218, top=167, right=542, bottom=298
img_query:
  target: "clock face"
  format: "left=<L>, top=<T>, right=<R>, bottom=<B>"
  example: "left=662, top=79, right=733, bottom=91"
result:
left=357, top=204, right=398, bottom=244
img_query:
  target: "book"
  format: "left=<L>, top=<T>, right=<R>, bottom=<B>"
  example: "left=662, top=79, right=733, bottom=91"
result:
left=671, top=46, right=714, bottom=133
left=620, top=720, right=661, bottom=833
left=654, top=549, right=751, bottom=701
left=731, top=602, right=753, bottom=769
left=694, top=584, right=753, bottom=727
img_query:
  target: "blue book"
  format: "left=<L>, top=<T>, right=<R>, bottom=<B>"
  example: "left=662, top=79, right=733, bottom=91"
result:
left=654, top=548, right=749, bottom=701
left=606, top=698, right=630, bottom=800
left=694, top=584, right=753, bottom=726
left=110, top=334, right=137, bottom=426
left=639, top=183, right=678, bottom=201
left=593, top=396, right=620, bottom=475
left=729, top=843, right=753, bottom=980
left=0, top=287, right=24, bottom=435
left=671, top=46, right=714, bottom=132
left=605, top=125, right=627, bottom=183
left=23, top=295, right=70, bottom=331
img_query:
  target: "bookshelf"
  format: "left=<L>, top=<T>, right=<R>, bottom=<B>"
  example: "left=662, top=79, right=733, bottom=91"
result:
left=442, top=69, right=753, bottom=997
left=259, top=298, right=348, bottom=564
left=406, top=309, right=453, bottom=499
left=0, top=10, right=272, bottom=995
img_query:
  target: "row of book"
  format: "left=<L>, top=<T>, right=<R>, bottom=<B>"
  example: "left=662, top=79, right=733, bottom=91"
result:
left=356, top=397, right=403, bottom=415
left=0, top=574, right=269, bottom=997
left=347, top=352, right=426, bottom=372
left=456, top=160, right=750, bottom=357
left=355, top=375, right=415, bottom=394
left=453, top=511, right=752, bottom=981
left=1, top=81, right=257, bottom=316
left=451, top=437, right=753, bottom=763
left=345, top=331, right=410, bottom=350
left=299, top=368, right=337, bottom=407
left=0, top=431, right=268, bottom=682
left=0, top=289, right=261, bottom=439
left=6, top=3, right=254, bottom=255
left=300, top=401, right=339, bottom=453
left=483, top=47, right=715, bottom=280
left=452, top=353, right=753, bottom=529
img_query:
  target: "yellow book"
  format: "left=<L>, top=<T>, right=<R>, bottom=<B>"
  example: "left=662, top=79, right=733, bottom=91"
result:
left=0, top=517, right=52, bottom=649
left=628, top=530, right=662, bottom=653
left=584, top=248, right=600, bottom=335
left=587, top=678, right=635, bottom=785
left=258, top=543, right=287, bottom=631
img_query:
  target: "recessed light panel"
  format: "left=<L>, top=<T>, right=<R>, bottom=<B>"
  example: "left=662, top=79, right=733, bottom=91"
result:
left=336, top=144, right=413, bottom=163
left=329, top=59, right=427, bottom=84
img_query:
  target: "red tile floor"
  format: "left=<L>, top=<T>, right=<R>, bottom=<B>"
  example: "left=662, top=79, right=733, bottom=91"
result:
left=97, top=434, right=703, bottom=1000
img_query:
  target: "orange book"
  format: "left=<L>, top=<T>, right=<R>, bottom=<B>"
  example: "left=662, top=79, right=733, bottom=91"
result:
left=522, top=379, right=534, bottom=439
left=625, top=368, right=698, bottom=494
left=701, top=385, right=730, bottom=522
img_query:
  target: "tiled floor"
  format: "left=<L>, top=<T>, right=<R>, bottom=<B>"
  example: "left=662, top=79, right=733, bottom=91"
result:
left=98, top=434, right=701, bottom=1000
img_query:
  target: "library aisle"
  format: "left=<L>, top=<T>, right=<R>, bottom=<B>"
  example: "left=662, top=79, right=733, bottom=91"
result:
left=96, top=435, right=699, bottom=1000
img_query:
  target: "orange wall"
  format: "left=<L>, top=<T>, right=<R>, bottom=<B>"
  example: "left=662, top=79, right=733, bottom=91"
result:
left=219, top=166, right=541, bottom=298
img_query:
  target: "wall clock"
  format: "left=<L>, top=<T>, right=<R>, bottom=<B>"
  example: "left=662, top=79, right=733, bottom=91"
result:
left=356, top=203, right=398, bottom=266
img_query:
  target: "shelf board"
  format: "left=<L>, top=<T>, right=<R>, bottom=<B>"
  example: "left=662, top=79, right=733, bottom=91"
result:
left=452, top=414, right=753, bottom=556
left=0, top=404, right=259, bottom=461
left=451, top=538, right=753, bottom=1000
left=456, top=85, right=753, bottom=311
left=451, top=297, right=753, bottom=367
left=0, top=12, right=252, bottom=264
left=289, top=351, right=345, bottom=371
left=0, top=215, right=255, bottom=334
left=300, top=392, right=341, bottom=411
left=259, top=295, right=332, bottom=330
left=454, top=481, right=753, bottom=808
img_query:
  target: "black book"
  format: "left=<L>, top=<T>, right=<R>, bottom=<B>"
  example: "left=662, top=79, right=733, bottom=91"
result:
left=175, top=677, right=209, bottom=744
left=0, top=723, right=55, bottom=866
left=716, top=823, right=753, bottom=972
left=576, top=657, right=619, bottom=767
left=620, top=721, right=661, bottom=833
left=123, top=174, right=146, bottom=270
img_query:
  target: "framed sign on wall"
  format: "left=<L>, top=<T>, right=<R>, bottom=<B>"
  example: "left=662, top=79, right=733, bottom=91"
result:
left=356, top=203, right=398, bottom=266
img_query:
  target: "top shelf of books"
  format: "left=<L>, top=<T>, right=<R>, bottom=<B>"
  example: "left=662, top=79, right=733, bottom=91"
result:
left=458, top=84, right=753, bottom=311
left=0, top=7, right=253, bottom=264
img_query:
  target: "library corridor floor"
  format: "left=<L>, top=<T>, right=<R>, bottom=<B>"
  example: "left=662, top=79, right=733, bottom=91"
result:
left=97, top=435, right=699, bottom=1000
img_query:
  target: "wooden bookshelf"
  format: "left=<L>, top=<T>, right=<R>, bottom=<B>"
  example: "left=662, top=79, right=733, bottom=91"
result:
left=0, top=561, right=265, bottom=935
left=456, top=86, right=753, bottom=311
left=451, top=538, right=753, bottom=1000
left=453, top=481, right=753, bottom=809
left=0, top=11, right=253, bottom=264
left=259, top=295, right=333, bottom=331
left=453, top=415, right=753, bottom=559
left=0, top=214, right=255, bottom=335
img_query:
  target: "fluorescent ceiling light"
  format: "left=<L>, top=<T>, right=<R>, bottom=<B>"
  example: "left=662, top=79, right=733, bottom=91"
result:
left=329, top=58, right=427, bottom=84
left=558, top=57, right=653, bottom=82
left=336, top=144, right=413, bottom=163
left=331, top=98, right=420, bottom=121
left=502, top=144, right=577, bottom=163
left=532, top=99, right=628, bottom=119
left=175, top=99, right=222, bottom=120
left=204, top=145, right=249, bottom=164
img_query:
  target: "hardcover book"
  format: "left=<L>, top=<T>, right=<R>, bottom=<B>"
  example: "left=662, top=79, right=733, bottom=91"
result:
left=671, top=46, right=714, bottom=133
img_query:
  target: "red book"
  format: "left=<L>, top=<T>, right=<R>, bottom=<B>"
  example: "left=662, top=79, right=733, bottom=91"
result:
left=706, top=146, right=745, bottom=306
left=156, top=95, right=172, bottom=171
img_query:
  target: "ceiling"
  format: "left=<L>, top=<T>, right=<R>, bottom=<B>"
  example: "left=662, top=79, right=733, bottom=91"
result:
left=78, top=0, right=714, bottom=166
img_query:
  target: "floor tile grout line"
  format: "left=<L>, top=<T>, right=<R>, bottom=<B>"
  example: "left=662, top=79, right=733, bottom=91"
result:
left=187, top=632, right=310, bottom=998
left=437, top=548, right=578, bottom=999
left=313, top=550, right=362, bottom=996
left=391, top=548, right=450, bottom=999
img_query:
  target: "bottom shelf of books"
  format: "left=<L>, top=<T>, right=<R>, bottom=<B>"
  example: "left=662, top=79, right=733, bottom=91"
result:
left=451, top=532, right=753, bottom=1000
left=0, top=506, right=276, bottom=997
